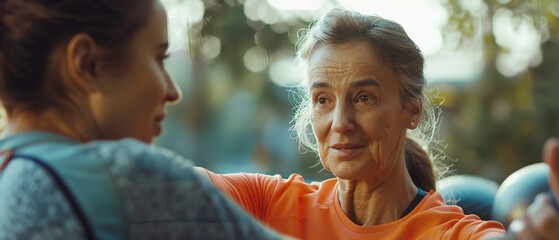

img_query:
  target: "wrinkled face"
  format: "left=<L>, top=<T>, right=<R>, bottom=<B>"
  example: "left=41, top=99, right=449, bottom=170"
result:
left=89, top=1, right=180, bottom=143
left=308, top=41, right=412, bottom=181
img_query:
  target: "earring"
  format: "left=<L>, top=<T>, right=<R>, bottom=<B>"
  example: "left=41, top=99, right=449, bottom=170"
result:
left=410, top=121, right=415, bottom=128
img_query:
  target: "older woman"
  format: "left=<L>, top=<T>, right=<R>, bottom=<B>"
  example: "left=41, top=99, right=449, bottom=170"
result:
left=198, top=8, right=507, bottom=239
left=0, top=0, right=284, bottom=239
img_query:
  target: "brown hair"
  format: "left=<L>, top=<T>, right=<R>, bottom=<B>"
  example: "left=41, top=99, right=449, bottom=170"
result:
left=292, top=8, right=444, bottom=191
left=0, top=0, right=153, bottom=112
left=404, top=138, right=436, bottom=191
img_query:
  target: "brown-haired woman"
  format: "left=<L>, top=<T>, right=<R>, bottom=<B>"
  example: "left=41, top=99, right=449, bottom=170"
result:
left=197, top=8, right=508, bottom=239
left=0, top=0, right=285, bottom=239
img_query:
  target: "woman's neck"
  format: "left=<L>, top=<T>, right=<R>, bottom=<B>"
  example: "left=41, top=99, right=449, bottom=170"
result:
left=336, top=160, right=418, bottom=226
left=2, top=107, right=97, bottom=142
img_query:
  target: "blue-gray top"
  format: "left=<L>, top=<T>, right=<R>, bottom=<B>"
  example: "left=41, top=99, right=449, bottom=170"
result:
left=0, top=132, right=280, bottom=240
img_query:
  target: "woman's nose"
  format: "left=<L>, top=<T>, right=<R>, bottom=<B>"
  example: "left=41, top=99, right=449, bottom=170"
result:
left=331, top=103, right=355, bottom=133
left=165, top=74, right=182, bottom=104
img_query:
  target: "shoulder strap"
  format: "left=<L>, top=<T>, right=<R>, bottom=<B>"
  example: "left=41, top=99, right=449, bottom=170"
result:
left=399, top=187, right=427, bottom=218
left=0, top=149, right=13, bottom=172
left=9, top=154, right=96, bottom=240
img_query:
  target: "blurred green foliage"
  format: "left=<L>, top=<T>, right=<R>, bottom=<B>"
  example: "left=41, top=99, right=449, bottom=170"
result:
left=441, top=0, right=559, bottom=181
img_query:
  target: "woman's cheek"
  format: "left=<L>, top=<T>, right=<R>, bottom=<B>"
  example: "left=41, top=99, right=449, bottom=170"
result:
left=370, top=117, right=391, bottom=163
left=320, top=148, right=331, bottom=171
left=312, top=116, right=331, bottom=171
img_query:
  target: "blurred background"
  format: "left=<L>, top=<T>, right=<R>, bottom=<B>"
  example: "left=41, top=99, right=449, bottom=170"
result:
left=156, top=0, right=559, bottom=183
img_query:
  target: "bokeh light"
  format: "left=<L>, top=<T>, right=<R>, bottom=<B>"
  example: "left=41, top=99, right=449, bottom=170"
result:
left=244, top=46, right=268, bottom=72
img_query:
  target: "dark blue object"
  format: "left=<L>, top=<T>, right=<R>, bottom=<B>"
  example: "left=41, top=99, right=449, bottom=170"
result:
left=437, top=175, right=499, bottom=221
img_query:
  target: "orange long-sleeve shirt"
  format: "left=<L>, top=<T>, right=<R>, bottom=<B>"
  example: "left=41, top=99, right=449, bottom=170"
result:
left=206, top=170, right=506, bottom=239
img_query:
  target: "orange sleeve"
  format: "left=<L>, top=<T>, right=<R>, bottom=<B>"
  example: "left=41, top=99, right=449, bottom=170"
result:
left=204, top=170, right=280, bottom=220
left=411, top=192, right=507, bottom=240
left=441, top=215, right=506, bottom=240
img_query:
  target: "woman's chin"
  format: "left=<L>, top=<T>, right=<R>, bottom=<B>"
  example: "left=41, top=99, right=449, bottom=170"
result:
left=331, top=166, right=359, bottom=180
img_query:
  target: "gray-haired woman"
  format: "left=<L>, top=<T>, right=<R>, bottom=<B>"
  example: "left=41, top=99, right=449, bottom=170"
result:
left=198, top=8, right=506, bottom=239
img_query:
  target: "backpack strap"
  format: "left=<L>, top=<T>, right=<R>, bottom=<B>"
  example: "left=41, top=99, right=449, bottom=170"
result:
left=4, top=154, right=96, bottom=240
left=0, top=149, right=13, bottom=172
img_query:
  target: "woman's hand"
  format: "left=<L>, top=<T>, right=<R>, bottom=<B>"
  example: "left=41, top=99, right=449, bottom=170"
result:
left=508, top=138, right=559, bottom=240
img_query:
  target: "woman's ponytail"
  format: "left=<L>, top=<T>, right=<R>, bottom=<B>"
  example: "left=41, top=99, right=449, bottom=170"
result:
left=404, top=137, right=436, bottom=191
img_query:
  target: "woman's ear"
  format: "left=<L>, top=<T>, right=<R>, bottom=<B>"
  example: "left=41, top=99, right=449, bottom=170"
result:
left=65, top=33, right=101, bottom=92
left=406, top=100, right=422, bottom=130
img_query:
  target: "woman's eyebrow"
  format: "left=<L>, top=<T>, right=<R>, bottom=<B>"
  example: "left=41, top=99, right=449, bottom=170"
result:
left=311, top=78, right=380, bottom=90
left=351, top=78, right=380, bottom=88
left=311, top=81, right=331, bottom=89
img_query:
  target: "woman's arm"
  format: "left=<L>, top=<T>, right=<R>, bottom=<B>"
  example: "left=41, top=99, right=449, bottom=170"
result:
left=194, top=166, right=211, bottom=179
left=505, top=138, right=559, bottom=240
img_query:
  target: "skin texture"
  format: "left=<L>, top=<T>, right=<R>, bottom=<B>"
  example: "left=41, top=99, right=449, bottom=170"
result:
left=2, top=1, right=180, bottom=144
left=307, top=41, right=419, bottom=226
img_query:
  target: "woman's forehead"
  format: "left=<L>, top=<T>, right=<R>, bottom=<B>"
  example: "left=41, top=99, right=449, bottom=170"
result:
left=309, top=43, right=392, bottom=76
left=309, top=42, right=383, bottom=70
left=130, top=4, right=167, bottom=48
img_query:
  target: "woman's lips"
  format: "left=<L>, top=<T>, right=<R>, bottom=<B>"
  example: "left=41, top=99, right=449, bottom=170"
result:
left=154, top=114, right=165, bottom=135
left=329, top=143, right=365, bottom=158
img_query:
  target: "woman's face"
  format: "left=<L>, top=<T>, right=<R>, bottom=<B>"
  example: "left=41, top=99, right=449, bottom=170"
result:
left=308, top=41, right=413, bottom=181
left=89, top=1, right=180, bottom=143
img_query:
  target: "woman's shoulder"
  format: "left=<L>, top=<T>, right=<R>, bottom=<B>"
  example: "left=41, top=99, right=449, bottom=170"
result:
left=86, top=138, right=195, bottom=176
left=0, top=159, right=88, bottom=239
left=88, top=138, right=184, bottom=160
left=408, top=191, right=506, bottom=239
left=414, top=190, right=476, bottom=216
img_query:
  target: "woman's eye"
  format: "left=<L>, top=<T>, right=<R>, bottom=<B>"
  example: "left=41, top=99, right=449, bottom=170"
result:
left=317, top=97, right=327, bottom=105
left=358, top=95, right=369, bottom=102
left=159, top=53, right=170, bottom=65
left=356, top=93, right=377, bottom=104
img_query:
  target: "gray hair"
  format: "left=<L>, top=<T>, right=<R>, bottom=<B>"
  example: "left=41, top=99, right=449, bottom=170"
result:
left=291, top=8, right=445, bottom=190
